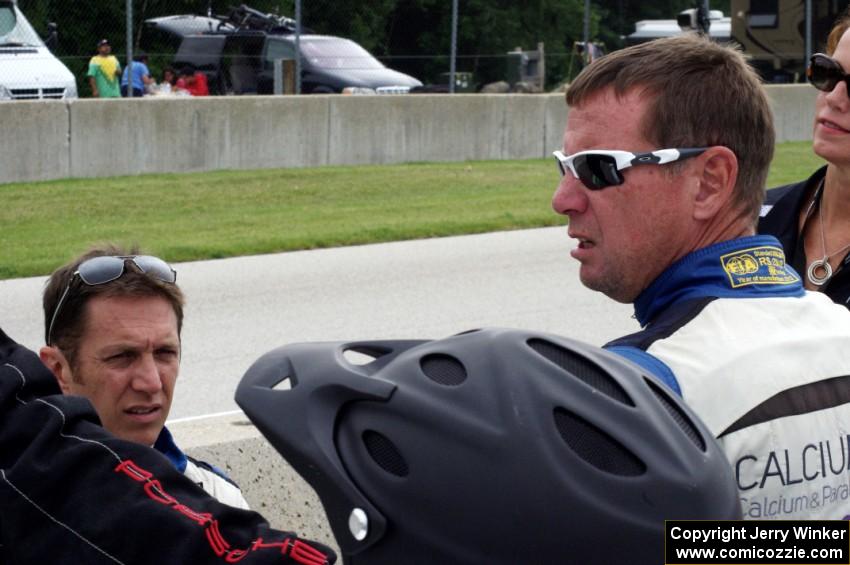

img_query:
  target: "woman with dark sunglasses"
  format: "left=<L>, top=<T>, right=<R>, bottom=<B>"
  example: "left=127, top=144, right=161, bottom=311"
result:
left=759, top=8, right=850, bottom=308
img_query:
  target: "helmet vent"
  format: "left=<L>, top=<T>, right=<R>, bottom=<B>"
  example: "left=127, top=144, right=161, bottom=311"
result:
left=645, top=378, right=706, bottom=451
left=553, top=407, right=646, bottom=476
left=420, top=353, right=467, bottom=386
left=271, top=375, right=293, bottom=391
left=343, top=348, right=380, bottom=366
left=528, top=339, right=633, bottom=406
left=363, top=430, right=409, bottom=477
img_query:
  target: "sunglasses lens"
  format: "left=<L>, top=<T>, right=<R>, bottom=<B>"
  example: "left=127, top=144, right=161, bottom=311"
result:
left=553, top=152, right=575, bottom=179
left=574, top=154, right=623, bottom=190
left=77, top=256, right=126, bottom=285
left=554, top=157, right=567, bottom=177
left=809, top=55, right=841, bottom=92
left=76, top=255, right=176, bottom=285
left=134, top=255, right=177, bottom=283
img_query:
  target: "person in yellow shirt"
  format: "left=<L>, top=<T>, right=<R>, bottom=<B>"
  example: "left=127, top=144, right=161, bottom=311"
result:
left=87, top=38, right=121, bottom=98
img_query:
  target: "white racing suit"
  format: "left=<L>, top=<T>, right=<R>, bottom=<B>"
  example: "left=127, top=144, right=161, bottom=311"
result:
left=154, top=426, right=251, bottom=510
left=606, top=235, right=850, bottom=519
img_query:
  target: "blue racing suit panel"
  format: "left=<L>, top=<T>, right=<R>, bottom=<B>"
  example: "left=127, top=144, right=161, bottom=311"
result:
left=629, top=235, right=803, bottom=328
left=154, top=424, right=250, bottom=509
left=604, top=345, right=681, bottom=396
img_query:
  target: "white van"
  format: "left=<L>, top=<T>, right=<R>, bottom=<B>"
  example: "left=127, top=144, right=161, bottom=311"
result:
left=0, top=0, right=76, bottom=100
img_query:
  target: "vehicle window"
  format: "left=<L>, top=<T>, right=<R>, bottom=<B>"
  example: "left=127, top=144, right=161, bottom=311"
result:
left=222, top=35, right=264, bottom=72
left=0, top=5, right=44, bottom=47
left=0, top=6, right=15, bottom=36
left=175, top=36, right=226, bottom=69
left=265, top=38, right=295, bottom=64
left=748, top=0, right=779, bottom=29
left=301, top=38, right=384, bottom=70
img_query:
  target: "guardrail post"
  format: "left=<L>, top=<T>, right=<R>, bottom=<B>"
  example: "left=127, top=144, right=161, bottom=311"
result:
left=274, top=59, right=296, bottom=95
left=274, top=59, right=283, bottom=95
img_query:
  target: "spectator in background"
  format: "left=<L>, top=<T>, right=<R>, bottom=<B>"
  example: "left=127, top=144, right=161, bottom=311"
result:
left=759, top=6, right=850, bottom=307
left=121, top=52, right=154, bottom=97
left=575, top=41, right=604, bottom=65
left=87, top=38, right=121, bottom=98
left=177, top=64, right=210, bottom=96
left=159, top=66, right=178, bottom=94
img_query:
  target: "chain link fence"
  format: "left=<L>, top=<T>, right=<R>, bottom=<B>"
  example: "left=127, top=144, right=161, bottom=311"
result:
left=8, top=0, right=597, bottom=100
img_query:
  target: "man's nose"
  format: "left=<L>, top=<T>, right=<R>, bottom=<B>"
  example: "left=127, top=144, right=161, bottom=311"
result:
left=132, top=354, right=163, bottom=393
left=552, top=175, right=588, bottom=216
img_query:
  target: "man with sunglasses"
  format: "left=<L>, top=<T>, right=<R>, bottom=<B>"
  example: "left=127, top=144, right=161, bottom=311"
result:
left=552, top=34, right=850, bottom=519
left=38, top=245, right=250, bottom=510
left=759, top=8, right=850, bottom=308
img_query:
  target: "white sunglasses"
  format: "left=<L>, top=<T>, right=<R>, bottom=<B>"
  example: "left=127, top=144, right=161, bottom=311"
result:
left=552, top=148, right=708, bottom=190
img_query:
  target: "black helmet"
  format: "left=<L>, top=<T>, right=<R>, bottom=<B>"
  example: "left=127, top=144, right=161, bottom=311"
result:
left=236, top=328, right=741, bottom=565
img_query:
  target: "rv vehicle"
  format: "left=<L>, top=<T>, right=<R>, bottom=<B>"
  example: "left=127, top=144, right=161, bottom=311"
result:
left=626, top=9, right=731, bottom=45
left=730, top=0, right=843, bottom=82
left=628, top=1, right=845, bottom=83
left=0, top=0, right=76, bottom=100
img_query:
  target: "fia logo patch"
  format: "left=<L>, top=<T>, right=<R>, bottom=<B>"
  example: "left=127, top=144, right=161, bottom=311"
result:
left=720, top=246, right=799, bottom=288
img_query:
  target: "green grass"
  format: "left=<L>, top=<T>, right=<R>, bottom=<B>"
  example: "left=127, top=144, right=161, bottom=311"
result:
left=0, top=141, right=825, bottom=280
left=765, top=141, right=825, bottom=187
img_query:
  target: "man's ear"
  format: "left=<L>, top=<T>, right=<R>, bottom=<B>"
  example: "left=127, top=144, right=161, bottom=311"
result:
left=692, top=146, right=738, bottom=221
left=39, top=346, right=74, bottom=393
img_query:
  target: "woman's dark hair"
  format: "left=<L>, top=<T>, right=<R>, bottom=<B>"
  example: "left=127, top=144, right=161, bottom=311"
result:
left=162, top=67, right=177, bottom=85
left=826, top=5, right=850, bottom=55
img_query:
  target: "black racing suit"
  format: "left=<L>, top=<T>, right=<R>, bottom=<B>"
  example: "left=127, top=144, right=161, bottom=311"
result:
left=0, top=327, right=336, bottom=565
left=758, top=165, right=850, bottom=308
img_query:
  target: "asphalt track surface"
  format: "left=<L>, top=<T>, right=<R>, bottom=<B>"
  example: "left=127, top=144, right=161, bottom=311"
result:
left=0, top=227, right=638, bottom=419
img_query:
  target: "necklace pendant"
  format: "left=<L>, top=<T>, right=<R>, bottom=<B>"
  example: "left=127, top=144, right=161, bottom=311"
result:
left=807, top=257, right=833, bottom=287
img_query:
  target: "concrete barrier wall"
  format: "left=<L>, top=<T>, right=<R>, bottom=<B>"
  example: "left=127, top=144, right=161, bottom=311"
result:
left=0, top=85, right=817, bottom=185
left=68, top=96, right=331, bottom=177
left=0, top=100, right=70, bottom=183
left=544, top=93, right=569, bottom=155
left=327, top=94, right=548, bottom=165
left=767, top=84, right=817, bottom=143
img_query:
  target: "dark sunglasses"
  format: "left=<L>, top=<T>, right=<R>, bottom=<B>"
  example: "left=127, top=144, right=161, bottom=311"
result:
left=807, top=53, right=850, bottom=94
left=46, top=255, right=177, bottom=346
left=552, top=148, right=708, bottom=190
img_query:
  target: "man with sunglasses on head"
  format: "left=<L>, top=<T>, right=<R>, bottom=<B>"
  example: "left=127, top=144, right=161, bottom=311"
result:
left=0, top=330, right=337, bottom=562
left=38, top=244, right=250, bottom=510
left=760, top=7, right=850, bottom=308
left=551, top=33, right=850, bottom=520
